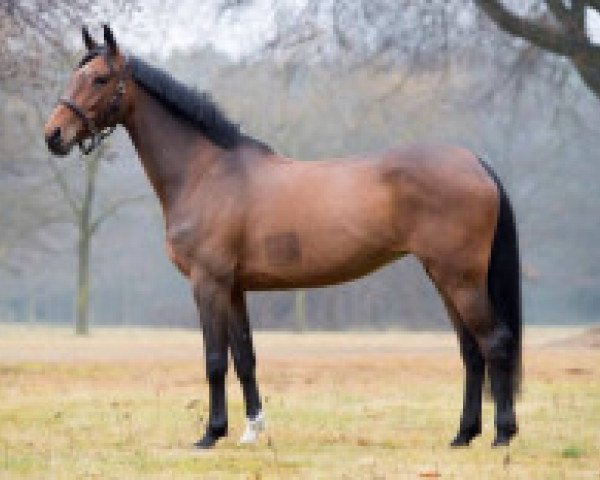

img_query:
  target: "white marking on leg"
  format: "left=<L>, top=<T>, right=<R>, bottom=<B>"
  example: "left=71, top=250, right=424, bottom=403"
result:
left=239, top=410, right=265, bottom=445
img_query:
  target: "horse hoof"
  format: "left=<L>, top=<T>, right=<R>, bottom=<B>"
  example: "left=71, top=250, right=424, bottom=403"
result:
left=450, top=434, right=474, bottom=447
left=194, top=427, right=227, bottom=449
left=492, top=425, right=517, bottom=447
left=450, top=428, right=480, bottom=447
left=491, top=435, right=513, bottom=448
left=193, top=434, right=219, bottom=449
left=239, top=410, right=265, bottom=445
left=450, top=436, right=471, bottom=447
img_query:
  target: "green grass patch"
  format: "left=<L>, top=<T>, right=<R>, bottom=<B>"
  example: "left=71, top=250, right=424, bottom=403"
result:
left=561, top=445, right=584, bottom=459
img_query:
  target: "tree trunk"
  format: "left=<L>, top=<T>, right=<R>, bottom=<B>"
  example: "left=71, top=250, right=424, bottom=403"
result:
left=75, top=230, right=90, bottom=335
left=26, top=291, right=36, bottom=324
left=74, top=157, right=98, bottom=335
left=294, top=289, right=306, bottom=331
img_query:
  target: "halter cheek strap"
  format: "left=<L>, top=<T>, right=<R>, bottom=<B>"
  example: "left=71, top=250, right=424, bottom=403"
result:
left=59, top=56, right=129, bottom=155
left=60, top=98, right=96, bottom=134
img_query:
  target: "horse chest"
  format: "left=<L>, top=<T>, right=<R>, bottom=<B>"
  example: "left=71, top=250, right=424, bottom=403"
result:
left=165, top=220, right=196, bottom=276
left=165, top=215, right=238, bottom=280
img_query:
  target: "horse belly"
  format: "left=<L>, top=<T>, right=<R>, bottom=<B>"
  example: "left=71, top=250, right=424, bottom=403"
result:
left=240, top=158, right=408, bottom=290
left=240, top=226, right=404, bottom=290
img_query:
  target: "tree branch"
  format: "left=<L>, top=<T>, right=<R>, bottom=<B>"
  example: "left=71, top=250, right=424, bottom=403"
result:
left=90, top=194, right=147, bottom=235
left=589, top=1, right=600, bottom=13
left=46, top=156, right=80, bottom=217
left=546, top=0, right=571, bottom=24
left=474, top=0, right=600, bottom=57
left=573, top=56, right=600, bottom=95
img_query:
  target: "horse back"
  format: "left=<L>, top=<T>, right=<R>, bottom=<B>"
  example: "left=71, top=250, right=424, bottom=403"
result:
left=238, top=145, right=497, bottom=290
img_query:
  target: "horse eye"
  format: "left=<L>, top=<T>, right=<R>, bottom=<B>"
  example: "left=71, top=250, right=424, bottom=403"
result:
left=94, top=75, right=110, bottom=86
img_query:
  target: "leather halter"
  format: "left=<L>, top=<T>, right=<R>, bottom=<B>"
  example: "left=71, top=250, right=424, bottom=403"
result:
left=59, top=54, right=129, bottom=155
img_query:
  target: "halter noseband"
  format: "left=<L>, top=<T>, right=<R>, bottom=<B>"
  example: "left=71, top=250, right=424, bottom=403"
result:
left=59, top=55, right=129, bottom=155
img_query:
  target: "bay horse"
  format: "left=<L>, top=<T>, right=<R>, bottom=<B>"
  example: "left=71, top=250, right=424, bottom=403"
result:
left=44, top=25, right=521, bottom=448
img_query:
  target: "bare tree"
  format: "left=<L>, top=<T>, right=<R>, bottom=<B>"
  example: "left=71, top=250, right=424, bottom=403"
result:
left=219, top=1, right=592, bottom=106
left=0, top=0, right=96, bottom=85
left=2, top=93, right=146, bottom=332
left=474, top=1, right=600, bottom=98
left=1, top=1, right=142, bottom=331
left=47, top=145, right=145, bottom=335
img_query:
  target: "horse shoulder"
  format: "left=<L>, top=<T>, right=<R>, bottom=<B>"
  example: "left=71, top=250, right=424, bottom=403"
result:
left=165, top=177, right=248, bottom=283
left=165, top=217, right=196, bottom=278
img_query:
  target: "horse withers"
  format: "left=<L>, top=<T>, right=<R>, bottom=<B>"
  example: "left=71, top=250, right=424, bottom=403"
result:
left=44, top=25, right=522, bottom=449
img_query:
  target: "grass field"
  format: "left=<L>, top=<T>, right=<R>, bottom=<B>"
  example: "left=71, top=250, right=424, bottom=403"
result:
left=0, top=325, right=598, bottom=479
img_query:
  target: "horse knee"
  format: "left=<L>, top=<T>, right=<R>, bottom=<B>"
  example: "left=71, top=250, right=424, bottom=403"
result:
left=206, top=352, right=228, bottom=383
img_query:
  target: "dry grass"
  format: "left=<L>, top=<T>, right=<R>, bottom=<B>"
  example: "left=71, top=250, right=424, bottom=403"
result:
left=0, top=325, right=598, bottom=479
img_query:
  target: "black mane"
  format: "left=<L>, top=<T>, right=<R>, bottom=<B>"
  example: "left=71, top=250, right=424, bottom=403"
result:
left=130, top=57, right=243, bottom=149
left=79, top=49, right=271, bottom=152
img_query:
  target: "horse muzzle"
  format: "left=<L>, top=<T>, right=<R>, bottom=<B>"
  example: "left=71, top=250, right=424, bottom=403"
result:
left=45, top=127, right=73, bottom=156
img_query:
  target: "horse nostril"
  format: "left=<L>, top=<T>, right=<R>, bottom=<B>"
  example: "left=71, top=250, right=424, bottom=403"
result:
left=46, top=127, right=61, bottom=148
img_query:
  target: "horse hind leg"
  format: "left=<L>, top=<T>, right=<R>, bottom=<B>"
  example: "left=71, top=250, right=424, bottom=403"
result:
left=440, top=280, right=518, bottom=447
left=436, top=289, right=485, bottom=447
left=485, top=323, right=519, bottom=447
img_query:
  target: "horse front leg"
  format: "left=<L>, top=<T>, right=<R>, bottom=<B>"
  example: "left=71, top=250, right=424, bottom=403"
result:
left=193, top=276, right=231, bottom=449
left=228, top=288, right=264, bottom=444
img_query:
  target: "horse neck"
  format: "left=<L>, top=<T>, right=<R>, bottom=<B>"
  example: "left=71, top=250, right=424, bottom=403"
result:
left=123, top=86, right=221, bottom=210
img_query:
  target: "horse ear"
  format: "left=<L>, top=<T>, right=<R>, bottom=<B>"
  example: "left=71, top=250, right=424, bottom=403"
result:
left=82, top=25, right=97, bottom=50
left=102, top=24, right=118, bottom=56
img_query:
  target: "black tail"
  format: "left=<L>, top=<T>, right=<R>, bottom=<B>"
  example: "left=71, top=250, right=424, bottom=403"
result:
left=479, top=159, right=522, bottom=393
